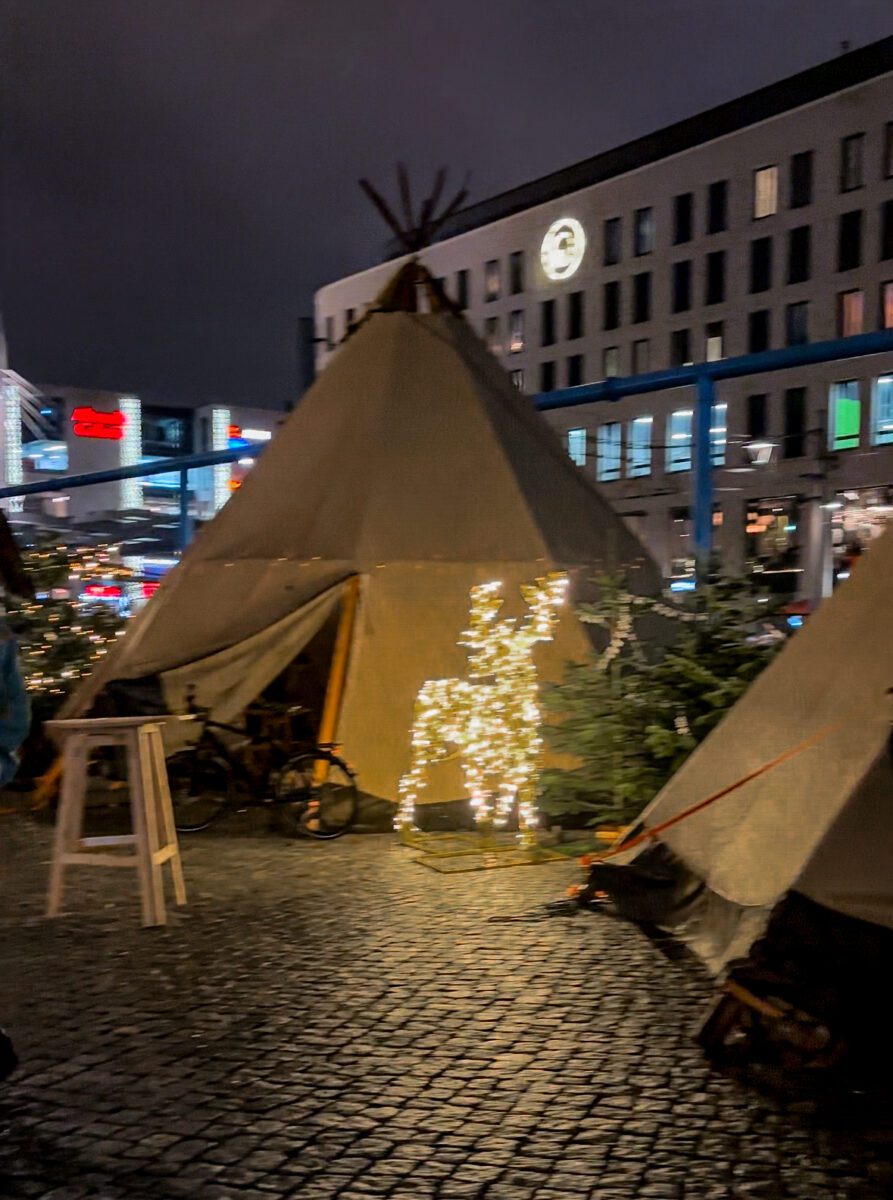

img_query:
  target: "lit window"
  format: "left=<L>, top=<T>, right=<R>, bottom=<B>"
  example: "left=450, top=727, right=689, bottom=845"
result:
left=829, top=380, right=861, bottom=451
left=872, top=376, right=893, bottom=446
left=838, top=290, right=864, bottom=338
left=509, top=310, right=525, bottom=353
left=485, top=317, right=501, bottom=355
left=753, top=166, right=778, bottom=219
left=711, top=403, right=728, bottom=466
left=667, top=409, right=693, bottom=473
left=705, top=321, right=723, bottom=361
left=633, top=207, right=654, bottom=256
left=632, top=339, right=650, bottom=374
left=628, top=416, right=652, bottom=477
left=567, top=427, right=587, bottom=467
left=840, top=133, right=864, bottom=192
left=603, top=346, right=620, bottom=378
left=510, top=369, right=524, bottom=391
left=484, top=259, right=501, bottom=302
left=882, top=282, right=893, bottom=330
left=596, top=423, right=622, bottom=481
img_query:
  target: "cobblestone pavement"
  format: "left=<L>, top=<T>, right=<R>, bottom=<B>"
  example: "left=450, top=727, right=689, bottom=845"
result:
left=0, top=815, right=891, bottom=1200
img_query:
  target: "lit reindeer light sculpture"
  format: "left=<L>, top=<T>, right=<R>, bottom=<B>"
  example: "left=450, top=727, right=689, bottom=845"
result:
left=397, top=573, right=568, bottom=844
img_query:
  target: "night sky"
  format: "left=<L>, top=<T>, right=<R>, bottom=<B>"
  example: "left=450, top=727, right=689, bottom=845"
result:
left=2, top=1, right=891, bottom=409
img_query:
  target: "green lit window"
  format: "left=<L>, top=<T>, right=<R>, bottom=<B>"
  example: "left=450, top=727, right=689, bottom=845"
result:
left=628, top=416, right=652, bottom=477
left=872, top=376, right=893, bottom=446
left=567, top=427, right=587, bottom=467
left=597, top=423, right=622, bottom=481
left=667, top=409, right=693, bottom=472
left=829, top=381, right=860, bottom=450
left=711, top=403, right=728, bottom=466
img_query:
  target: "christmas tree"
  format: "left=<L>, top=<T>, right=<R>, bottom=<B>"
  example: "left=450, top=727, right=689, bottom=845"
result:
left=538, top=576, right=783, bottom=828
left=3, top=538, right=131, bottom=755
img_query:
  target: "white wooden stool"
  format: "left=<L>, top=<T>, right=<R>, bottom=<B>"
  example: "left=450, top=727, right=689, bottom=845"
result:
left=45, top=716, right=187, bottom=927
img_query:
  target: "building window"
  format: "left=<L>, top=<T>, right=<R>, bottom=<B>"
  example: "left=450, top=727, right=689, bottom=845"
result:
left=672, top=260, right=692, bottom=313
left=566, top=354, right=584, bottom=387
left=632, top=338, right=650, bottom=374
left=632, top=272, right=651, bottom=323
left=707, top=180, right=728, bottom=234
left=510, top=368, right=524, bottom=391
left=509, top=251, right=524, bottom=295
left=787, top=225, right=811, bottom=284
left=840, top=133, right=864, bottom=192
left=345, top=308, right=356, bottom=332
left=784, top=388, right=806, bottom=458
left=567, top=291, right=584, bottom=340
left=705, top=321, right=724, bottom=362
left=633, top=207, right=654, bottom=256
left=603, top=217, right=621, bottom=266
left=596, top=423, right=622, bottom=481
left=884, top=122, right=893, bottom=180
left=456, top=269, right=469, bottom=309
left=673, top=193, right=693, bottom=245
left=750, top=237, right=772, bottom=292
left=789, top=150, right=813, bottom=208
left=829, top=380, right=861, bottom=450
left=603, top=346, right=620, bottom=378
left=507, top=310, right=524, bottom=354
left=711, top=403, right=728, bottom=466
left=705, top=250, right=725, bottom=305
left=871, top=376, right=893, bottom=445
left=484, top=259, right=501, bottom=302
left=670, top=328, right=692, bottom=367
left=837, top=210, right=863, bottom=271
left=786, top=301, right=809, bottom=347
left=753, top=166, right=778, bottom=219
left=882, top=200, right=893, bottom=261
left=541, top=299, right=556, bottom=346
left=747, top=393, right=768, bottom=439
left=838, top=290, right=864, bottom=338
left=567, top=427, right=587, bottom=467
left=603, top=280, right=620, bottom=330
left=882, top=281, right=893, bottom=329
left=666, top=409, right=693, bottom=472
left=324, top=315, right=335, bottom=350
left=748, top=310, right=770, bottom=354
left=540, top=361, right=555, bottom=392
left=485, top=317, right=501, bottom=355
left=628, top=416, right=653, bottom=477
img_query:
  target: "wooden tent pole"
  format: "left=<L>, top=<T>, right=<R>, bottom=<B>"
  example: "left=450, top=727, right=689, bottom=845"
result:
left=315, top=576, right=361, bottom=774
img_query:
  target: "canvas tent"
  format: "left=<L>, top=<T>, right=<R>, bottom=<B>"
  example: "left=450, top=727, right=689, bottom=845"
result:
left=597, top=518, right=893, bottom=974
left=66, top=263, right=659, bottom=805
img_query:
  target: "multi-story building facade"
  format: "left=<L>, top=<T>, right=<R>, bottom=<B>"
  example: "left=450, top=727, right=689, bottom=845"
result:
left=315, top=37, right=893, bottom=600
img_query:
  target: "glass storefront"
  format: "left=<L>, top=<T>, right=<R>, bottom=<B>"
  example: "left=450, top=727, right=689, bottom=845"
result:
left=745, top=498, right=801, bottom=594
left=831, top=486, right=893, bottom=580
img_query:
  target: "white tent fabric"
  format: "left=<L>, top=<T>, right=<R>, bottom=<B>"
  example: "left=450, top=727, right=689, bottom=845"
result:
left=631, top=519, right=893, bottom=942
left=67, top=293, right=660, bottom=800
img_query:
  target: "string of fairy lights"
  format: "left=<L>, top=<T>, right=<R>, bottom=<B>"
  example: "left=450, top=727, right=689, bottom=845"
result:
left=397, top=573, right=568, bottom=842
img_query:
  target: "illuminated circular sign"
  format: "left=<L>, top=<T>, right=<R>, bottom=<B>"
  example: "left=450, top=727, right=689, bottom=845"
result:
left=540, top=217, right=586, bottom=280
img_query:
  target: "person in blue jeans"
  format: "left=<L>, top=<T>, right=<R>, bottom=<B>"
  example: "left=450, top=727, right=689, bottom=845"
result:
left=0, top=630, right=29, bottom=787
left=0, top=628, right=28, bottom=1080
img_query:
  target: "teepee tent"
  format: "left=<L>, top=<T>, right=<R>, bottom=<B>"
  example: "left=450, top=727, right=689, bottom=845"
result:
left=66, top=264, right=659, bottom=804
left=600, top=519, right=893, bottom=971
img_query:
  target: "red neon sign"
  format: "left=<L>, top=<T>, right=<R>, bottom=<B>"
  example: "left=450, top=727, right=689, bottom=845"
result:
left=84, top=584, right=123, bottom=598
left=71, top=407, right=126, bottom=440
left=142, top=582, right=160, bottom=599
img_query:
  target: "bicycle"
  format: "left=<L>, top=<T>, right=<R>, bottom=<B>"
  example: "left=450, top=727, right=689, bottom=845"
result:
left=166, top=700, right=358, bottom=840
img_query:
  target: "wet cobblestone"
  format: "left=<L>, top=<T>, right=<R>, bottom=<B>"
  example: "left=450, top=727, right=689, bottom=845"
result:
left=0, top=816, right=891, bottom=1198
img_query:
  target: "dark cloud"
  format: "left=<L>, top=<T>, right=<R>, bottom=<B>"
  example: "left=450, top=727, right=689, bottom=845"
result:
left=1, top=0, right=891, bottom=406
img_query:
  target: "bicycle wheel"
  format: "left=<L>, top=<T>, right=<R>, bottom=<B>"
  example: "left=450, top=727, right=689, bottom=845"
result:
left=275, top=751, right=358, bottom=839
left=167, top=751, right=232, bottom=832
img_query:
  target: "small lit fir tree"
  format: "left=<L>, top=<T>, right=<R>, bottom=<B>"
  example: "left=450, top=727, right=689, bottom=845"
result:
left=4, top=539, right=131, bottom=730
left=538, top=575, right=784, bottom=828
